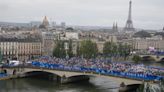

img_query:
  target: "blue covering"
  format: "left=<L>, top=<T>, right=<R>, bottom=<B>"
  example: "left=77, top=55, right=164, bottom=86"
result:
left=30, top=61, right=163, bottom=81
left=0, top=73, right=7, bottom=78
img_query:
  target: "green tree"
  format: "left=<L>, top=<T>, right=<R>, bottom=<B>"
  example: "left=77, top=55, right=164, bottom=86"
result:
left=0, top=48, right=2, bottom=63
left=67, top=39, right=74, bottom=58
left=158, top=78, right=164, bottom=92
left=53, top=40, right=66, bottom=58
left=76, top=43, right=80, bottom=57
left=136, top=82, right=154, bottom=92
left=103, top=42, right=113, bottom=56
left=136, top=83, right=145, bottom=92
left=111, top=43, right=118, bottom=57
left=133, top=30, right=152, bottom=38
left=103, top=42, right=131, bottom=58
left=79, top=40, right=98, bottom=58
left=118, top=43, right=124, bottom=56
left=122, top=43, right=131, bottom=59
left=132, top=55, right=142, bottom=64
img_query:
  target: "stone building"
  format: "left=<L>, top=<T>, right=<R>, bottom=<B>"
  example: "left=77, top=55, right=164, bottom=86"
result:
left=0, top=36, right=42, bottom=61
left=41, top=32, right=55, bottom=56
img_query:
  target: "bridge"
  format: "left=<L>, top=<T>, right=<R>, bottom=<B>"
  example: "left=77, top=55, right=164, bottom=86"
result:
left=3, top=64, right=161, bottom=85
left=2, top=66, right=144, bottom=92
left=139, top=55, right=164, bottom=62
left=1, top=59, right=163, bottom=92
left=2, top=67, right=142, bottom=85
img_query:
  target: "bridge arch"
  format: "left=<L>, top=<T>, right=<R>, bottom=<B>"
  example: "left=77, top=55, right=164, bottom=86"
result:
left=22, top=69, right=93, bottom=82
left=160, top=58, right=164, bottom=62
left=3, top=69, right=7, bottom=74
left=23, top=70, right=63, bottom=82
left=24, top=71, right=61, bottom=77
left=141, top=56, right=155, bottom=61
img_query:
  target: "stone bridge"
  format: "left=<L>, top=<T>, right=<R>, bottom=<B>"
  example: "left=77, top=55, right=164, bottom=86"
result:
left=2, top=67, right=143, bottom=86
left=139, top=55, right=164, bottom=62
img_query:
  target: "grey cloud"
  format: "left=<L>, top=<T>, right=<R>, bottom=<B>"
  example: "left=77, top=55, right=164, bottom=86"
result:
left=0, top=0, right=163, bottom=29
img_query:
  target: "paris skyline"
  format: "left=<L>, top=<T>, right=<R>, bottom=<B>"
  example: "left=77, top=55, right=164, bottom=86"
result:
left=0, top=0, right=163, bottom=30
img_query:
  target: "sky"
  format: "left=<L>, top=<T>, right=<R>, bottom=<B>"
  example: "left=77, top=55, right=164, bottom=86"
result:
left=0, top=0, right=164, bottom=30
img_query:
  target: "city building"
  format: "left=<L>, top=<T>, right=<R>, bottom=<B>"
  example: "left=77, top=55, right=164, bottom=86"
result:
left=61, top=22, right=66, bottom=28
left=39, top=16, right=50, bottom=29
left=42, top=16, right=49, bottom=28
left=65, top=32, right=79, bottom=40
left=42, top=32, right=55, bottom=56
left=119, top=35, right=164, bottom=54
left=0, top=36, right=42, bottom=61
left=132, top=37, right=164, bottom=51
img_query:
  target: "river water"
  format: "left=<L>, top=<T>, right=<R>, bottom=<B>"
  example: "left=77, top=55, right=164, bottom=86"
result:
left=0, top=77, right=119, bottom=92
left=0, top=62, right=163, bottom=92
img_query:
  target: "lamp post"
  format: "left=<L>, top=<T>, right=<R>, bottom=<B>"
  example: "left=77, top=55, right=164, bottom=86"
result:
left=64, top=42, right=69, bottom=58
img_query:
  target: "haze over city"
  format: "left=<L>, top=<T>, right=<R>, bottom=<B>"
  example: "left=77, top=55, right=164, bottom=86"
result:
left=0, top=0, right=163, bottom=30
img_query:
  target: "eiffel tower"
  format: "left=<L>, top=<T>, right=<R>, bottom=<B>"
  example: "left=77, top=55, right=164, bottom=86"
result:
left=124, top=1, right=135, bottom=31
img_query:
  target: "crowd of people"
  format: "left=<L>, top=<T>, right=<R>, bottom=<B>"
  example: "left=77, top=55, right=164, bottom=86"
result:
left=30, top=56, right=164, bottom=81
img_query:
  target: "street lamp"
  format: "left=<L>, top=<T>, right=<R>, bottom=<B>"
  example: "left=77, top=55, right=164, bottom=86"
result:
left=64, top=42, right=69, bottom=58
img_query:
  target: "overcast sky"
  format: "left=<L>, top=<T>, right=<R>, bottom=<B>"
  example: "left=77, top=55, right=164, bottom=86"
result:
left=0, top=0, right=163, bottom=29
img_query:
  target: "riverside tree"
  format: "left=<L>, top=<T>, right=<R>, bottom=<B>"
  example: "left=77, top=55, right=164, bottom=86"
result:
left=103, top=42, right=131, bottom=58
left=0, top=49, right=2, bottom=63
left=103, top=41, right=117, bottom=57
left=53, top=39, right=75, bottom=58
left=132, top=55, right=142, bottom=64
left=67, top=39, right=74, bottom=58
left=79, top=40, right=98, bottom=58
left=53, top=40, right=66, bottom=58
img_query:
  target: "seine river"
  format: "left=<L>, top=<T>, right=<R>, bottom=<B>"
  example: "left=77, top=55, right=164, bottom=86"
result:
left=0, top=77, right=119, bottom=92
left=0, top=62, right=163, bottom=92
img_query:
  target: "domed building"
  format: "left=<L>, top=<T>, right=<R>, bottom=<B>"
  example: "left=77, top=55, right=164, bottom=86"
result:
left=42, top=16, right=49, bottom=27
left=39, top=16, right=49, bottom=29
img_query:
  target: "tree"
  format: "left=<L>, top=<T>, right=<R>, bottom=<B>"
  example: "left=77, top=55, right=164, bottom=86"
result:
left=118, top=43, right=125, bottom=57
left=133, top=30, right=151, bottom=38
left=66, top=27, right=74, bottom=31
left=76, top=43, right=80, bottom=57
left=103, top=41, right=112, bottom=57
left=103, top=42, right=131, bottom=59
left=67, top=39, right=74, bottom=58
left=122, top=43, right=131, bottom=59
left=111, top=43, right=118, bottom=57
left=136, top=83, right=145, bottom=92
left=0, top=49, right=2, bottom=63
left=136, top=82, right=154, bottom=92
left=158, top=78, right=164, bottom=92
left=132, top=55, right=142, bottom=64
left=79, top=40, right=98, bottom=58
left=53, top=40, right=66, bottom=58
